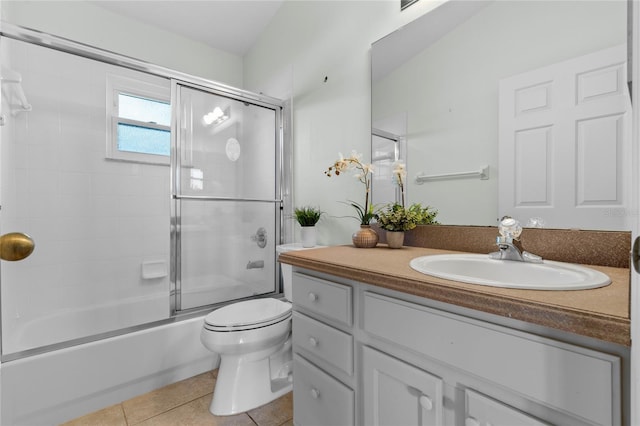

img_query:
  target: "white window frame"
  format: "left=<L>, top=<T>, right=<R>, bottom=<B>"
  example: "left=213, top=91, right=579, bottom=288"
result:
left=106, top=74, right=171, bottom=165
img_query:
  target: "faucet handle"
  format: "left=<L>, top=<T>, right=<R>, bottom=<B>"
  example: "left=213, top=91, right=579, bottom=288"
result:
left=498, top=216, right=522, bottom=239
left=522, top=251, right=543, bottom=263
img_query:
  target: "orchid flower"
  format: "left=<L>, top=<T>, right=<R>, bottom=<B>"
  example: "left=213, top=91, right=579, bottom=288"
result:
left=325, top=151, right=375, bottom=224
left=392, top=161, right=407, bottom=208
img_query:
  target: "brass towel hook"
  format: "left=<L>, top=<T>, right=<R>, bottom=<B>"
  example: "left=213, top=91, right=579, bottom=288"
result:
left=0, top=232, right=35, bottom=261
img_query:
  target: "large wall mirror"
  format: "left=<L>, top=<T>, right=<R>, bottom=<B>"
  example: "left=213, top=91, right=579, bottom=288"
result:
left=371, top=0, right=630, bottom=231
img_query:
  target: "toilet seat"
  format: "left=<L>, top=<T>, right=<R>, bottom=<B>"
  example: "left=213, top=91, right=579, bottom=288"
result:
left=204, top=298, right=291, bottom=332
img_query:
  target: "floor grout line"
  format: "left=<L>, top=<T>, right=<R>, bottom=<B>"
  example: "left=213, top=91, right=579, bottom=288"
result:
left=63, top=371, right=292, bottom=426
left=127, top=392, right=216, bottom=425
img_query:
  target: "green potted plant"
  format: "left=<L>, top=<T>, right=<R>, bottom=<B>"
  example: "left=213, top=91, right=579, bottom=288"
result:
left=377, top=162, right=438, bottom=248
left=409, top=203, right=439, bottom=225
left=377, top=203, right=417, bottom=248
left=377, top=203, right=420, bottom=232
left=294, top=206, right=323, bottom=247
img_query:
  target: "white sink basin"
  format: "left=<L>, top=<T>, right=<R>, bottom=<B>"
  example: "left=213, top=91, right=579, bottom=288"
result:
left=409, top=254, right=611, bottom=290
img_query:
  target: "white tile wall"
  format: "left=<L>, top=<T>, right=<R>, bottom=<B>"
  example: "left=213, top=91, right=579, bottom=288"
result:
left=1, top=38, right=171, bottom=354
left=0, top=36, right=280, bottom=355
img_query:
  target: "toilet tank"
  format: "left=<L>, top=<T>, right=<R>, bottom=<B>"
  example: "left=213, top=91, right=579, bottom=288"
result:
left=276, top=243, right=324, bottom=302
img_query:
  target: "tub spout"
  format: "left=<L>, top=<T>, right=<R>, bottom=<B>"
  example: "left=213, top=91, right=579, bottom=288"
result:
left=246, top=260, right=264, bottom=269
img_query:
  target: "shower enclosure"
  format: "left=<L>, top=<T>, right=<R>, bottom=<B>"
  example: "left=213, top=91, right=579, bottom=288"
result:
left=0, top=25, right=289, bottom=361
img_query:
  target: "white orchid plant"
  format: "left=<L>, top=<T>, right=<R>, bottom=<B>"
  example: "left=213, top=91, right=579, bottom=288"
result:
left=392, top=161, right=407, bottom=208
left=377, top=161, right=439, bottom=231
left=325, top=151, right=376, bottom=225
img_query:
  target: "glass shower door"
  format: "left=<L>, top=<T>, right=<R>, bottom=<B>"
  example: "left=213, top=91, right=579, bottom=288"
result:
left=0, top=37, right=172, bottom=358
left=173, top=83, right=282, bottom=310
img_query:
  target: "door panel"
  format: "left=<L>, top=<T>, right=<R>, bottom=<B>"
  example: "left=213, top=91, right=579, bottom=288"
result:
left=178, top=199, right=277, bottom=310
left=630, top=4, right=640, bottom=425
left=499, top=44, right=630, bottom=230
left=176, top=85, right=277, bottom=201
left=173, top=83, right=281, bottom=311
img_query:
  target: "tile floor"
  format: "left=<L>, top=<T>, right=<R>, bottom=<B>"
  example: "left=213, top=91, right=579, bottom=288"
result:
left=62, top=370, right=293, bottom=426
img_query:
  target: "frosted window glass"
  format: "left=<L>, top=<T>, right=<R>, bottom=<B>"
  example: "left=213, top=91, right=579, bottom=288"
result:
left=118, top=123, right=170, bottom=156
left=119, top=94, right=171, bottom=125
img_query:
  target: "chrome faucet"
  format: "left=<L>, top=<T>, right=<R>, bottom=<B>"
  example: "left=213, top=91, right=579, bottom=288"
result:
left=489, top=217, right=542, bottom=263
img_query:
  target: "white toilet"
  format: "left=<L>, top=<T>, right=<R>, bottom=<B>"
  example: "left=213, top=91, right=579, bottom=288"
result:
left=200, top=243, right=318, bottom=416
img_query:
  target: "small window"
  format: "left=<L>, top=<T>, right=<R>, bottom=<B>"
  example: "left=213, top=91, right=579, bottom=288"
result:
left=107, top=75, right=171, bottom=165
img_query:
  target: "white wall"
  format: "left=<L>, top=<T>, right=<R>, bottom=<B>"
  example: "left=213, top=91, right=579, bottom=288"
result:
left=243, top=0, right=443, bottom=245
left=1, top=0, right=243, bottom=87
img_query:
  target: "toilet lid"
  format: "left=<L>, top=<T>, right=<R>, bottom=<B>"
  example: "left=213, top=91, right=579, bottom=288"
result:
left=204, top=298, right=291, bottom=331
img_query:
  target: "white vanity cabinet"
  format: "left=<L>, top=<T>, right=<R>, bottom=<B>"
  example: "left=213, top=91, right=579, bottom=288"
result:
left=291, top=272, right=355, bottom=426
left=290, top=270, right=623, bottom=426
left=361, top=346, right=549, bottom=426
left=363, top=291, right=621, bottom=426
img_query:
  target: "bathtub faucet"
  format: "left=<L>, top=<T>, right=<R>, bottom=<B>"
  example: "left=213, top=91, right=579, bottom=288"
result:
left=246, top=260, right=265, bottom=269
left=489, top=216, right=542, bottom=263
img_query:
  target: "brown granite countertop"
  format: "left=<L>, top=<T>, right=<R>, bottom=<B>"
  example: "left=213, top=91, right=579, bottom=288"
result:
left=279, top=245, right=631, bottom=346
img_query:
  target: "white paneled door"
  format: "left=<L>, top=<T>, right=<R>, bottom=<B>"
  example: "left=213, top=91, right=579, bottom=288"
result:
left=631, top=4, right=640, bottom=426
left=499, top=44, right=630, bottom=230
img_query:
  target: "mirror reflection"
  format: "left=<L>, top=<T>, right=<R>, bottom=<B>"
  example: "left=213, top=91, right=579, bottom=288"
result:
left=371, top=0, right=629, bottom=230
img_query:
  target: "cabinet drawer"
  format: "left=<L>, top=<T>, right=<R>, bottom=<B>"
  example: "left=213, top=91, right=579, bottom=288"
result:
left=364, top=291, right=620, bottom=426
left=293, top=354, right=354, bottom=426
left=292, top=272, right=352, bottom=326
left=293, top=311, right=353, bottom=375
left=465, top=389, right=548, bottom=426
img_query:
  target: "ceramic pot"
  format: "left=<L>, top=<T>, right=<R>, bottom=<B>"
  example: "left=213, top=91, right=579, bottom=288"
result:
left=301, top=226, right=317, bottom=248
left=352, top=225, right=378, bottom=248
left=386, top=231, right=405, bottom=249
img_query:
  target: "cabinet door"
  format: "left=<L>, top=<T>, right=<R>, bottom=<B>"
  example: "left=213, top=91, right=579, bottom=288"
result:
left=465, top=389, right=549, bottom=426
left=363, top=346, right=443, bottom=426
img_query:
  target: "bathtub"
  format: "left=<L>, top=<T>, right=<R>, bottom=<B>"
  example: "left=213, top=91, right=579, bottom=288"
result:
left=0, top=276, right=276, bottom=425
left=0, top=314, right=219, bottom=425
left=4, top=293, right=170, bottom=355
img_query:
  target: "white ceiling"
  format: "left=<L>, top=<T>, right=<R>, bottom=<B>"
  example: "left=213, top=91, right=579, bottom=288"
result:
left=91, top=1, right=284, bottom=56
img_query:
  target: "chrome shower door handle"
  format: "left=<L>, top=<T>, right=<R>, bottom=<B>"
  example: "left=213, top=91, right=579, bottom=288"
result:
left=0, top=232, right=35, bottom=261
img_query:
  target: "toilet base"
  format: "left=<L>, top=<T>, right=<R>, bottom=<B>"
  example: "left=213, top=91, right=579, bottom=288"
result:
left=210, top=336, right=293, bottom=416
